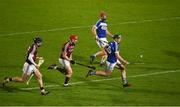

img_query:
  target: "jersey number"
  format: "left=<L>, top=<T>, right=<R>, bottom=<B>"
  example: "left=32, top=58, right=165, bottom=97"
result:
left=105, top=46, right=111, bottom=54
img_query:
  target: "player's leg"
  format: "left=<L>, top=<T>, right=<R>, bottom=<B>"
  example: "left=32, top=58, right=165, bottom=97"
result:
left=117, top=61, right=131, bottom=87
left=63, top=59, right=73, bottom=87
left=86, top=69, right=112, bottom=78
left=86, top=61, right=115, bottom=77
left=90, top=50, right=104, bottom=63
left=98, top=38, right=108, bottom=65
left=34, top=69, right=49, bottom=95
left=11, top=73, right=29, bottom=82
left=2, top=62, right=31, bottom=86
left=90, top=38, right=107, bottom=64
left=2, top=73, right=29, bottom=87
left=64, top=66, right=73, bottom=87
left=90, top=49, right=107, bottom=64
left=100, top=49, right=107, bottom=66
left=48, top=63, right=66, bottom=75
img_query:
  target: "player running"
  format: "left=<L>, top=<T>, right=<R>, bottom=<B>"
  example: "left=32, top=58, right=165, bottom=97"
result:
left=2, top=37, right=49, bottom=95
left=48, top=35, right=78, bottom=87
left=90, top=11, right=113, bottom=66
left=86, top=34, right=131, bottom=87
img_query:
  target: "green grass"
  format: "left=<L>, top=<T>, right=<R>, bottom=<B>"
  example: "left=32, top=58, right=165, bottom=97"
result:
left=0, top=0, right=180, bottom=106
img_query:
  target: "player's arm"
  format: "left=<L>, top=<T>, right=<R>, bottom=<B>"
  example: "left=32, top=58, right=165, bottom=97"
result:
left=91, top=25, right=98, bottom=40
left=36, top=55, right=44, bottom=60
left=62, top=52, right=71, bottom=61
left=70, top=54, right=73, bottom=60
left=69, top=54, right=76, bottom=64
left=106, top=29, right=113, bottom=38
left=28, top=45, right=39, bottom=68
left=28, top=54, right=38, bottom=67
left=36, top=56, right=42, bottom=59
left=115, top=52, right=129, bottom=65
left=62, top=43, right=71, bottom=61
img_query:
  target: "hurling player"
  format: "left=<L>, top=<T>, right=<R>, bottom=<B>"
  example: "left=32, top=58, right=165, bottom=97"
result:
left=90, top=11, right=113, bottom=66
left=48, top=35, right=78, bottom=87
left=87, top=34, right=131, bottom=87
left=2, top=37, right=49, bottom=95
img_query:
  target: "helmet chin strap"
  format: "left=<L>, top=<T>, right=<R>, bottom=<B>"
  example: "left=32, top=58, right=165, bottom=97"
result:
left=35, top=43, right=40, bottom=47
left=101, top=18, right=106, bottom=21
left=69, top=40, right=75, bottom=45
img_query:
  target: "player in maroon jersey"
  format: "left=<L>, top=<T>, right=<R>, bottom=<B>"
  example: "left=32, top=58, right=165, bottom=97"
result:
left=48, top=34, right=78, bottom=87
left=2, top=37, right=49, bottom=95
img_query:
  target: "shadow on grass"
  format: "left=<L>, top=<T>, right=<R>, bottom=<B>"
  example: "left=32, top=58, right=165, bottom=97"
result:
left=0, top=85, right=33, bottom=94
left=165, top=50, right=180, bottom=61
left=129, top=88, right=180, bottom=96
left=73, top=54, right=89, bottom=64
left=132, top=66, right=174, bottom=71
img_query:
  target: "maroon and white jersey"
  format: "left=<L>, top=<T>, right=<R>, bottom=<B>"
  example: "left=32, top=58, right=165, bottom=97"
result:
left=60, top=41, right=75, bottom=59
left=26, top=44, right=38, bottom=65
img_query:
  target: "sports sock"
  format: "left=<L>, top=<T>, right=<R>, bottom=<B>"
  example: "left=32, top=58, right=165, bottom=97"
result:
left=64, top=77, right=70, bottom=84
left=9, top=77, right=12, bottom=81
left=122, top=78, right=128, bottom=85
left=57, top=67, right=66, bottom=74
left=90, top=71, right=96, bottom=75
left=54, top=66, right=58, bottom=69
left=93, top=54, right=97, bottom=57
left=40, top=87, right=45, bottom=92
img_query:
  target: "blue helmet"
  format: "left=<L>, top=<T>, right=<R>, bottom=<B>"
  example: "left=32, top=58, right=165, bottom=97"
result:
left=113, top=34, right=121, bottom=39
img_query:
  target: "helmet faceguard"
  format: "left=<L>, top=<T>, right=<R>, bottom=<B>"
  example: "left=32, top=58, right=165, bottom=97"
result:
left=34, top=37, right=42, bottom=47
left=113, top=34, right=122, bottom=44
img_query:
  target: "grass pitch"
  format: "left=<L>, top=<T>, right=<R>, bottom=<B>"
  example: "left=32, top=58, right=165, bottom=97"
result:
left=0, top=0, right=180, bottom=106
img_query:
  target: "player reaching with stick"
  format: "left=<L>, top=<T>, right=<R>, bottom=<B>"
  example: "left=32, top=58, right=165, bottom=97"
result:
left=90, top=11, right=113, bottom=66
left=87, top=34, right=131, bottom=87
left=48, top=35, right=78, bottom=87
left=2, top=37, right=49, bottom=95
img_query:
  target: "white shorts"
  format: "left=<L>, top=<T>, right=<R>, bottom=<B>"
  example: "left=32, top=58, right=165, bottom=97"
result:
left=23, top=62, right=37, bottom=75
left=96, top=38, right=108, bottom=48
left=59, top=58, right=71, bottom=68
left=106, top=61, right=117, bottom=71
left=117, top=60, right=122, bottom=65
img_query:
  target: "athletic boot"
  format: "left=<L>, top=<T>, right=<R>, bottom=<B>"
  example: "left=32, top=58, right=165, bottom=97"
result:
left=41, top=89, right=50, bottom=95
left=100, top=62, right=105, bottom=67
left=123, top=83, right=132, bottom=87
left=89, top=55, right=96, bottom=64
left=2, top=77, right=10, bottom=87
left=57, top=67, right=66, bottom=75
left=63, top=83, right=69, bottom=87
left=86, top=70, right=95, bottom=78
left=48, top=64, right=57, bottom=69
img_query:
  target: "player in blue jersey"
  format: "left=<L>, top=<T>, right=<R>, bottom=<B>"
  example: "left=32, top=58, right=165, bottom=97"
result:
left=87, top=34, right=131, bottom=87
left=90, top=11, right=113, bottom=66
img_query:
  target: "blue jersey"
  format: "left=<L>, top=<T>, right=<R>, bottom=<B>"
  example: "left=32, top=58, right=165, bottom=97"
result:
left=95, top=19, right=107, bottom=38
left=105, top=41, right=119, bottom=63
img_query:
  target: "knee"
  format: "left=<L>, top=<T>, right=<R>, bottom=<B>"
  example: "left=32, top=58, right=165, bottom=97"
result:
left=21, top=78, right=26, bottom=82
left=36, top=72, right=43, bottom=80
left=103, top=51, right=107, bottom=56
left=105, top=71, right=112, bottom=76
left=66, top=70, right=73, bottom=77
left=118, top=64, right=125, bottom=70
left=39, top=74, right=43, bottom=79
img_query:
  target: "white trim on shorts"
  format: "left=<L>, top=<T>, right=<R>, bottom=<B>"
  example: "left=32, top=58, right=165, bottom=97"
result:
left=106, top=61, right=117, bottom=71
left=23, top=62, right=37, bottom=75
left=59, top=58, right=71, bottom=68
left=96, top=38, right=108, bottom=48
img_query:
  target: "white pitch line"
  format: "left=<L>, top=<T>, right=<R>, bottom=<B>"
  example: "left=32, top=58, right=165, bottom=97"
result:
left=20, top=69, right=180, bottom=90
left=1, top=16, right=180, bottom=37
